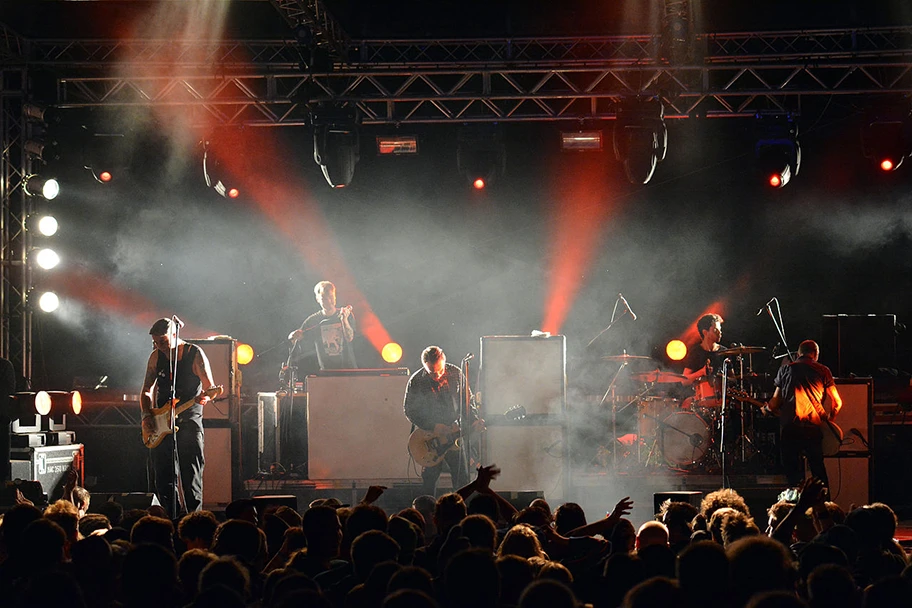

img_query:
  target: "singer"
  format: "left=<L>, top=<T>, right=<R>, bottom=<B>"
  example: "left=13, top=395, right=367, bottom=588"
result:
left=140, top=317, right=217, bottom=517
left=764, top=340, right=842, bottom=490
left=403, top=346, right=482, bottom=496
left=288, top=280, right=357, bottom=370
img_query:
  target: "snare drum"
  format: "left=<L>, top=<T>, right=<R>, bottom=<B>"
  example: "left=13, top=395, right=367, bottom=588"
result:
left=637, top=397, right=679, bottom=440
left=660, top=411, right=710, bottom=466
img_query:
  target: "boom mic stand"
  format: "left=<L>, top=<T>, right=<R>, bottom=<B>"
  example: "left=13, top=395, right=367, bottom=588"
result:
left=458, top=354, right=474, bottom=485
left=169, top=317, right=182, bottom=518
left=761, top=298, right=795, bottom=363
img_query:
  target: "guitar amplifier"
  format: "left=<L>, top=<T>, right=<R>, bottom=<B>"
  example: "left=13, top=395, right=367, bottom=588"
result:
left=834, top=378, right=872, bottom=454
left=186, top=338, right=239, bottom=421
left=480, top=335, right=566, bottom=418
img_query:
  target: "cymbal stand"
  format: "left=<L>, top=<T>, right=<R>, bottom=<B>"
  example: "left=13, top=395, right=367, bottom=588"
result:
left=597, top=359, right=628, bottom=467
left=720, top=358, right=731, bottom=488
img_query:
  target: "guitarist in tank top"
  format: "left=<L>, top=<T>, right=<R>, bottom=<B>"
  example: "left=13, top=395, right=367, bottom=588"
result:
left=141, top=317, right=217, bottom=517
left=764, top=340, right=842, bottom=492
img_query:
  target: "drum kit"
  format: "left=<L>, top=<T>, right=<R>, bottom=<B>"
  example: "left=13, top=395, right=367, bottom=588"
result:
left=597, top=346, right=774, bottom=473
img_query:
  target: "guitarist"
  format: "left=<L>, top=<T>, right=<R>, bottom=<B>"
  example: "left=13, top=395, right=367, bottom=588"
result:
left=764, top=340, right=842, bottom=491
left=140, top=318, right=217, bottom=517
left=404, top=346, right=481, bottom=496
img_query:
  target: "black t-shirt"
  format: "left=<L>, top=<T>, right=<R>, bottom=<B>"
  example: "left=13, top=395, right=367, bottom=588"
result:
left=682, top=344, right=725, bottom=377
left=299, top=310, right=357, bottom=370
left=403, top=363, right=474, bottom=431
left=774, top=355, right=836, bottom=426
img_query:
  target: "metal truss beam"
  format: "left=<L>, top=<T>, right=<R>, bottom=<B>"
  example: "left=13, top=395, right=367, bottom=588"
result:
left=15, top=27, right=912, bottom=70
left=1, top=67, right=33, bottom=381
left=56, top=60, right=912, bottom=125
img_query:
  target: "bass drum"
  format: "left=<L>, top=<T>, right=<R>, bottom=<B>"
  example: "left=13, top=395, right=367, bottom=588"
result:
left=661, top=412, right=710, bottom=467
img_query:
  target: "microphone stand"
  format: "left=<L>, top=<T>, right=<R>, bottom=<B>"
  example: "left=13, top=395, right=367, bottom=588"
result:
left=458, top=356, right=473, bottom=486
left=169, top=318, right=181, bottom=518
left=762, top=298, right=795, bottom=363
left=720, top=357, right=730, bottom=489
left=586, top=297, right=631, bottom=348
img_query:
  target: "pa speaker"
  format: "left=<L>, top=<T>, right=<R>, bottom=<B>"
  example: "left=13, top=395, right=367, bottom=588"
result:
left=480, top=335, right=566, bottom=418
left=833, top=378, right=872, bottom=453
left=307, top=371, right=411, bottom=480
left=825, top=454, right=870, bottom=511
left=653, top=491, right=702, bottom=517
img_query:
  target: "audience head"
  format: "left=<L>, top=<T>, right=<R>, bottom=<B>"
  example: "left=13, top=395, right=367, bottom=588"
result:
left=701, top=488, right=751, bottom=521
left=198, top=555, right=251, bottom=601
left=177, top=548, right=216, bottom=603
left=351, top=530, right=400, bottom=580
left=460, top=514, right=497, bottom=552
left=444, top=549, right=499, bottom=608
left=728, top=535, right=797, bottom=606
left=211, top=519, right=263, bottom=565
left=225, top=498, right=258, bottom=524
left=519, top=579, right=577, bottom=608
left=636, top=520, right=669, bottom=550
left=554, top=502, right=587, bottom=536
left=623, top=576, right=681, bottom=608
left=434, top=493, right=467, bottom=534
left=178, top=510, right=219, bottom=551
left=130, top=515, right=175, bottom=552
left=498, top=524, right=546, bottom=559
left=467, top=493, right=499, bottom=521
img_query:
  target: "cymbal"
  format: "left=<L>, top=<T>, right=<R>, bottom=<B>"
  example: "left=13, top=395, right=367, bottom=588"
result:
left=716, top=345, right=767, bottom=356
left=602, top=354, right=652, bottom=362
left=631, top=370, right=686, bottom=383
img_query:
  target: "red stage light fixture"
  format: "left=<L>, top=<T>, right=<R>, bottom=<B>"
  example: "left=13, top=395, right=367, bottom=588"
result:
left=99, top=171, right=113, bottom=183
left=227, top=187, right=240, bottom=198
left=862, top=118, right=910, bottom=172
left=458, top=127, right=505, bottom=188
left=381, top=342, right=403, bottom=364
left=377, top=135, right=418, bottom=155
left=755, top=112, right=800, bottom=189
left=666, top=339, right=687, bottom=361
left=473, top=178, right=485, bottom=190
left=313, top=109, right=361, bottom=188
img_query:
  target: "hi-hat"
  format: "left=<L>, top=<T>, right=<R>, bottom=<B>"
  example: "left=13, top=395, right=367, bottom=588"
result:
left=716, top=345, right=767, bottom=356
left=602, top=354, right=652, bottom=362
left=631, top=369, right=686, bottom=383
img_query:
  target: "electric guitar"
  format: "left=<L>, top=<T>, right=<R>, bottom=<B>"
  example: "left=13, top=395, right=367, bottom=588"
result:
left=142, top=385, right=224, bottom=449
left=727, top=388, right=843, bottom=456
left=408, top=405, right=525, bottom=468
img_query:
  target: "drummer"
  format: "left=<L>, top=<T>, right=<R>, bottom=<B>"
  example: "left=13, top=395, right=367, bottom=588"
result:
left=682, top=313, right=726, bottom=394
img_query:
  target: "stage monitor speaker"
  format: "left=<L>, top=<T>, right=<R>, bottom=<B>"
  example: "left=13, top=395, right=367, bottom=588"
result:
left=480, top=335, right=566, bottom=418
left=101, top=492, right=161, bottom=510
left=483, top=424, right=566, bottom=501
left=825, top=453, right=870, bottom=511
left=252, top=494, right=298, bottom=514
left=821, top=314, right=896, bottom=378
left=653, top=491, right=702, bottom=517
left=834, top=378, right=872, bottom=453
left=203, top=427, right=232, bottom=509
left=187, top=338, right=238, bottom=421
left=307, top=370, right=411, bottom=480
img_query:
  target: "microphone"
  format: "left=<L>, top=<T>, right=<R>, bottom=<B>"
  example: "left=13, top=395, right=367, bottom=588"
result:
left=618, top=293, right=637, bottom=321
left=755, top=297, right=776, bottom=316
left=171, top=315, right=185, bottom=328
left=463, top=353, right=475, bottom=361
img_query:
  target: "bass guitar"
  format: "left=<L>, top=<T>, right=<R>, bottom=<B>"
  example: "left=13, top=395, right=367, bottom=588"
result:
left=727, top=388, right=843, bottom=456
left=142, top=385, right=224, bottom=449
left=408, top=405, right=525, bottom=468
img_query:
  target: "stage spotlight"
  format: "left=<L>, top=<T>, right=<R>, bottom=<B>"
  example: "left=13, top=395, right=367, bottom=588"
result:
left=23, top=175, right=60, bottom=200
left=36, top=215, right=58, bottom=236
left=457, top=127, right=506, bottom=188
left=203, top=141, right=242, bottom=199
left=84, top=132, right=133, bottom=184
left=37, top=291, right=59, bottom=312
left=862, top=119, right=910, bottom=172
left=666, top=339, right=687, bottom=361
left=313, top=108, right=361, bottom=188
left=35, top=390, right=79, bottom=431
left=7, top=392, right=44, bottom=433
left=34, top=248, right=60, bottom=270
left=661, top=0, right=695, bottom=65
left=237, top=343, right=254, bottom=365
left=560, top=130, right=604, bottom=151
left=613, top=98, right=667, bottom=184
left=377, top=135, right=418, bottom=155
left=754, top=112, right=800, bottom=189
left=381, top=342, right=403, bottom=364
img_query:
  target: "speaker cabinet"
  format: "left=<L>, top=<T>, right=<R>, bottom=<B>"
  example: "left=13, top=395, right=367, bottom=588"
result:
left=825, top=453, right=870, bottom=511
left=480, top=335, right=566, bottom=418
left=187, top=338, right=239, bottom=421
left=257, top=392, right=279, bottom=472
left=834, top=378, right=873, bottom=453
left=822, top=315, right=896, bottom=377
left=203, top=427, right=232, bottom=509
left=306, top=371, right=411, bottom=480
left=10, top=444, right=84, bottom=503
left=483, top=424, right=566, bottom=501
